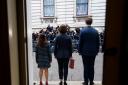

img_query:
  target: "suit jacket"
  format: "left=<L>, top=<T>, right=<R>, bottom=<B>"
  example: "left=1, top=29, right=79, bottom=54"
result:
left=78, top=26, right=100, bottom=56
left=54, top=34, right=72, bottom=58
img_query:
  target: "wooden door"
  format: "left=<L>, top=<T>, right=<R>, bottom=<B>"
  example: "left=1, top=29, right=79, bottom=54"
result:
left=102, top=0, right=125, bottom=85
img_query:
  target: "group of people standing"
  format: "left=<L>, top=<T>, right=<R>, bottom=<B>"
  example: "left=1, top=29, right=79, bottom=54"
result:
left=35, top=17, right=100, bottom=85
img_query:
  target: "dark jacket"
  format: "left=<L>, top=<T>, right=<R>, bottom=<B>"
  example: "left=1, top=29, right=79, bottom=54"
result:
left=78, top=26, right=100, bottom=56
left=54, top=34, right=72, bottom=58
left=35, top=43, right=52, bottom=64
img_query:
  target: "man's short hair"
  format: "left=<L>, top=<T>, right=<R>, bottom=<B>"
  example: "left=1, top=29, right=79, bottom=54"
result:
left=85, top=17, right=93, bottom=25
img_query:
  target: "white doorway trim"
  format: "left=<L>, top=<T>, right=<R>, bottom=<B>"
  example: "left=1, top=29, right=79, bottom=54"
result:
left=26, top=0, right=33, bottom=85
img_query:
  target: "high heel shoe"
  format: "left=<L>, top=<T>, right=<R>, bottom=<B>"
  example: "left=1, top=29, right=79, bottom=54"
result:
left=40, top=81, right=43, bottom=85
left=46, top=81, right=48, bottom=85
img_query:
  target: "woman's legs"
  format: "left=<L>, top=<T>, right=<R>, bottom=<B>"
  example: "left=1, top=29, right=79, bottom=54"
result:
left=44, top=69, right=48, bottom=82
left=63, top=58, right=69, bottom=82
left=57, top=58, right=69, bottom=85
left=39, top=68, right=49, bottom=85
left=57, top=58, right=64, bottom=85
left=39, top=68, right=44, bottom=85
left=57, top=58, right=63, bottom=81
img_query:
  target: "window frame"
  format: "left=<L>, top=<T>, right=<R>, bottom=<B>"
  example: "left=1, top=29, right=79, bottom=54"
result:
left=76, top=0, right=88, bottom=16
left=43, top=0, right=55, bottom=17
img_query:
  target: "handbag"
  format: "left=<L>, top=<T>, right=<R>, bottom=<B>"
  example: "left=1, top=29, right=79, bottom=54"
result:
left=69, top=58, right=75, bottom=69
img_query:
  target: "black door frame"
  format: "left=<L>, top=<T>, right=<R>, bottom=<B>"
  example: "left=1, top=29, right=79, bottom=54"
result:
left=0, top=0, right=11, bottom=85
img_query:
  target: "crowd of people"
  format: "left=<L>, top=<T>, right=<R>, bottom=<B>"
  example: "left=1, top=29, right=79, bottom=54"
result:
left=32, top=24, right=81, bottom=52
left=34, top=17, right=104, bottom=85
left=32, top=25, right=104, bottom=53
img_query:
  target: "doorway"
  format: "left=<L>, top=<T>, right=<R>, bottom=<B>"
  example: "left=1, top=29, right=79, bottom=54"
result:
left=26, top=0, right=106, bottom=85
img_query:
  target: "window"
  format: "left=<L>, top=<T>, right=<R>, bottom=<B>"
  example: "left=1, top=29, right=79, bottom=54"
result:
left=43, top=0, right=55, bottom=17
left=76, top=0, right=88, bottom=16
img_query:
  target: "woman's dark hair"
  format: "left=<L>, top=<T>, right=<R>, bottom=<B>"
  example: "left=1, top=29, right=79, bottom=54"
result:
left=37, top=34, right=47, bottom=47
left=85, top=17, right=93, bottom=25
left=58, top=24, right=67, bottom=34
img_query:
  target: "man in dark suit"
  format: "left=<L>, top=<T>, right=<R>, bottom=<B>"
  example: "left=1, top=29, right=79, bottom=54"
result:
left=78, top=17, right=100, bottom=85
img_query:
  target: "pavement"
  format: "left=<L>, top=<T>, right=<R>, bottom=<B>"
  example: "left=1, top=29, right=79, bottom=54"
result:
left=33, top=81, right=102, bottom=85
left=32, top=52, right=103, bottom=84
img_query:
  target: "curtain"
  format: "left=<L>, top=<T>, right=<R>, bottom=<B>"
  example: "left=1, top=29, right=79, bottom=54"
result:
left=76, top=0, right=88, bottom=4
left=76, top=4, right=88, bottom=16
left=44, top=0, right=54, bottom=16
left=76, top=0, right=88, bottom=16
left=44, top=0, right=54, bottom=5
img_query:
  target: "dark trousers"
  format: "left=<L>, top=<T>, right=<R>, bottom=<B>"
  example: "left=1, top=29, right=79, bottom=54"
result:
left=82, top=55, right=96, bottom=83
left=57, top=58, right=69, bottom=81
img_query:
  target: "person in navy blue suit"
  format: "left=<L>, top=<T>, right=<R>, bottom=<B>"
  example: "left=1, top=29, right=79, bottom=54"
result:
left=78, top=17, right=100, bottom=85
left=54, top=24, right=72, bottom=85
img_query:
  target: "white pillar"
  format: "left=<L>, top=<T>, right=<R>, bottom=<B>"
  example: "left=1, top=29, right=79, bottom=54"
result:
left=26, top=0, right=33, bottom=85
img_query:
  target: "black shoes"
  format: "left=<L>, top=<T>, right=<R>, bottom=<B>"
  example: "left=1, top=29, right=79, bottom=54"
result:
left=82, top=82, right=88, bottom=85
left=59, top=81, right=63, bottom=85
left=82, top=81, right=94, bottom=85
left=90, top=81, right=94, bottom=85
left=64, top=81, right=67, bottom=85
left=59, top=81, right=67, bottom=85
